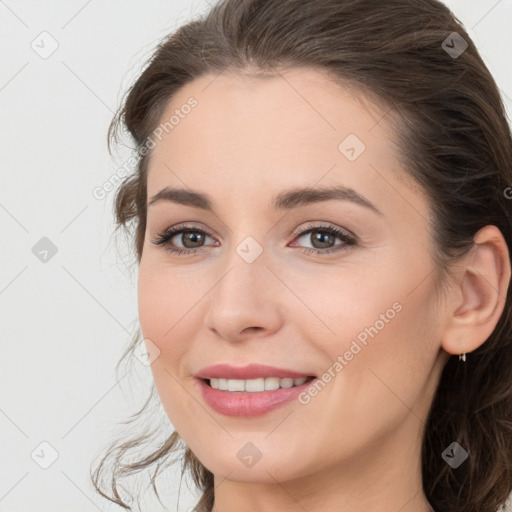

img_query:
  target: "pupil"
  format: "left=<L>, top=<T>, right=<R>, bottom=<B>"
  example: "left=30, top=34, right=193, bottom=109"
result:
left=183, top=232, right=204, bottom=248
left=312, top=230, right=333, bottom=248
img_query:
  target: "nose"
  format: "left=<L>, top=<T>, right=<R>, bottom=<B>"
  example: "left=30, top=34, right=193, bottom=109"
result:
left=203, top=256, right=284, bottom=342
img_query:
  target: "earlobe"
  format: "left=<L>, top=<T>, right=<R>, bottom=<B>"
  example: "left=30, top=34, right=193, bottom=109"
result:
left=441, top=225, right=511, bottom=357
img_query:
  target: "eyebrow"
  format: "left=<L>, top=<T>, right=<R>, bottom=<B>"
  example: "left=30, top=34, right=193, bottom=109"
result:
left=147, top=185, right=383, bottom=216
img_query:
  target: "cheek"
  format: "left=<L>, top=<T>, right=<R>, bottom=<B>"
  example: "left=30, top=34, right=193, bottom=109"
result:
left=280, top=261, right=402, bottom=354
left=137, top=262, right=195, bottom=399
left=300, top=260, right=438, bottom=414
left=308, top=244, right=438, bottom=372
left=137, top=263, right=203, bottom=430
left=137, top=259, right=198, bottom=343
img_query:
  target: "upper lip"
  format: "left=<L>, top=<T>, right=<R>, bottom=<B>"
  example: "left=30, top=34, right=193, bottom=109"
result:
left=196, top=363, right=315, bottom=380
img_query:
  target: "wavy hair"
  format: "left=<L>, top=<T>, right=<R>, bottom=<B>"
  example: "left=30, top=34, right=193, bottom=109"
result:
left=90, top=1, right=512, bottom=511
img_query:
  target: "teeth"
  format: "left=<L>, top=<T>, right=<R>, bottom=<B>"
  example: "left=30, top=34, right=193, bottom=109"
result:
left=209, top=376, right=310, bottom=392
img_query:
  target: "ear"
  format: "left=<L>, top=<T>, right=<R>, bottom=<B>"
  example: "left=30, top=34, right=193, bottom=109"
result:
left=441, top=225, right=511, bottom=357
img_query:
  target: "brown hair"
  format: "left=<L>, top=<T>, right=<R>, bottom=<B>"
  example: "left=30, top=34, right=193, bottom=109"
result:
left=90, top=1, right=512, bottom=511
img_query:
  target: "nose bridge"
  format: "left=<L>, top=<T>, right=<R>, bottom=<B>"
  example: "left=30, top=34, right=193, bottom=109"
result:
left=204, top=239, right=283, bottom=339
left=217, top=213, right=271, bottom=283
left=213, top=239, right=270, bottom=307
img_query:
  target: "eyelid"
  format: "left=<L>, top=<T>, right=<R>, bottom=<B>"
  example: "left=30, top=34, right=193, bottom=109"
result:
left=290, top=221, right=356, bottom=240
left=151, top=222, right=216, bottom=246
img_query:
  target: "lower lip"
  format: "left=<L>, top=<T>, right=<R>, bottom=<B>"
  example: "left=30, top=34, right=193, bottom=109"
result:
left=196, top=377, right=318, bottom=417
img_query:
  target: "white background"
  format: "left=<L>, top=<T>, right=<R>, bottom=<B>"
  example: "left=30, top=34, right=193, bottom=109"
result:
left=1, top=1, right=511, bottom=511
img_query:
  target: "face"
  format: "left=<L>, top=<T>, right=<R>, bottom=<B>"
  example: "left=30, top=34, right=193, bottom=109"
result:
left=138, top=67, right=450, bottom=486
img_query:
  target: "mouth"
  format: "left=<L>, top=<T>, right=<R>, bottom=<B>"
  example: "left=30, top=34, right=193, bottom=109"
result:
left=202, top=375, right=317, bottom=392
left=196, top=373, right=320, bottom=417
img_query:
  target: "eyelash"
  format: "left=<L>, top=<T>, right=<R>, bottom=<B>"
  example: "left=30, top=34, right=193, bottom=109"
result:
left=151, top=222, right=357, bottom=257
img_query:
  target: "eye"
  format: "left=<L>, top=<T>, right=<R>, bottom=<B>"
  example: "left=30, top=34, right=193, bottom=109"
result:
left=151, top=224, right=217, bottom=256
left=151, top=222, right=357, bottom=256
left=290, top=223, right=357, bottom=255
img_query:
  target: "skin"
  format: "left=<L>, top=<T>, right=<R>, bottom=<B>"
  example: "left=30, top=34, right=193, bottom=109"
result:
left=137, top=67, right=511, bottom=512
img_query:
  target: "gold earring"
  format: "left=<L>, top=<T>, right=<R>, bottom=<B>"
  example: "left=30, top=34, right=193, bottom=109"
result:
left=459, top=353, right=466, bottom=362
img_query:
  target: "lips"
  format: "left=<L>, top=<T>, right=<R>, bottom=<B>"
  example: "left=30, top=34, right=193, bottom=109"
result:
left=196, top=375, right=319, bottom=417
left=195, top=363, right=316, bottom=380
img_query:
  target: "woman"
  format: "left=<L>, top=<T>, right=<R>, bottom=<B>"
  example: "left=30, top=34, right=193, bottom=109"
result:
left=91, top=0, right=512, bottom=511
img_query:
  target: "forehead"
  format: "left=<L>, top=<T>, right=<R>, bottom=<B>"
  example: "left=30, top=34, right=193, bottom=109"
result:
left=150, top=66, right=393, bottom=157
left=144, top=67, right=427, bottom=222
